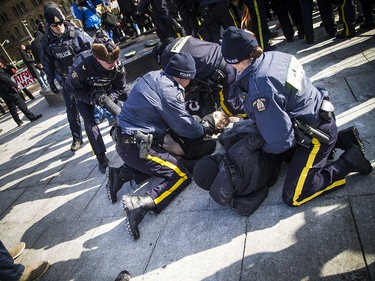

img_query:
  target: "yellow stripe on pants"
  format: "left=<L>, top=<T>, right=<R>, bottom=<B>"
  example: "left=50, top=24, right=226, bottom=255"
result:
left=146, top=154, right=189, bottom=205
left=292, top=138, right=346, bottom=206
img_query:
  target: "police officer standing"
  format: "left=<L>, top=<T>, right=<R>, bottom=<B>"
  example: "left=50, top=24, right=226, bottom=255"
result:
left=137, top=0, right=185, bottom=42
left=197, top=0, right=237, bottom=43
left=117, top=52, right=216, bottom=240
left=41, top=6, right=93, bottom=152
left=65, top=38, right=130, bottom=173
left=220, top=27, right=372, bottom=207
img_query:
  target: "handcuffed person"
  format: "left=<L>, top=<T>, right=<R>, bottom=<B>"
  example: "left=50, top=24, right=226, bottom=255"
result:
left=220, top=26, right=372, bottom=207
left=114, top=52, right=218, bottom=240
left=194, top=120, right=282, bottom=216
left=65, top=37, right=130, bottom=173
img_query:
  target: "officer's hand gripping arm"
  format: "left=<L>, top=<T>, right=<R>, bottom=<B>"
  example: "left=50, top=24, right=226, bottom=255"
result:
left=91, top=90, right=121, bottom=116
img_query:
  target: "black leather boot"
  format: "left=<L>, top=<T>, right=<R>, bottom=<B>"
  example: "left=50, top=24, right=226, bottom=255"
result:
left=340, top=146, right=372, bottom=175
left=122, top=194, right=155, bottom=240
left=336, top=126, right=365, bottom=154
left=105, top=165, right=134, bottom=203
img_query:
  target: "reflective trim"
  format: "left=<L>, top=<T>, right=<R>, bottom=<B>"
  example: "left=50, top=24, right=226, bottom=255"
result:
left=253, top=0, right=264, bottom=49
left=292, top=138, right=346, bottom=206
left=146, top=154, right=189, bottom=205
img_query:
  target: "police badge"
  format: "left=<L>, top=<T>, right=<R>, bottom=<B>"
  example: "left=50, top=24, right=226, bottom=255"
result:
left=252, top=98, right=268, bottom=112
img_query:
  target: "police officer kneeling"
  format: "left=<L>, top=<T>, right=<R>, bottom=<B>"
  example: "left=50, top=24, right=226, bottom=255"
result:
left=116, top=52, right=216, bottom=240
left=220, top=27, right=372, bottom=208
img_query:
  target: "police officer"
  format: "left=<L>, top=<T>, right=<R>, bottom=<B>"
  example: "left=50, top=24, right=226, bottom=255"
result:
left=155, top=36, right=245, bottom=118
left=117, top=52, right=216, bottom=240
left=65, top=37, right=130, bottom=173
left=41, top=7, right=92, bottom=152
left=220, top=27, right=372, bottom=207
left=197, top=0, right=237, bottom=43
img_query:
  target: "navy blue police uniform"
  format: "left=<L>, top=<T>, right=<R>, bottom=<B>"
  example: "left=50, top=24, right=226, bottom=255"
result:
left=117, top=69, right=205, bottom=213
left=234, top=50, right=349, bottom=206
left=221, top=27, right=372, bottom=207
left=160, top=36, right=244, bottom=117
left=41, top=21, right=92, bottom=148
left=197, top=0, right=237, bottom=43
left=119, top=52, right=220, bottom=240
left=65, top=49, right=130, bottom=162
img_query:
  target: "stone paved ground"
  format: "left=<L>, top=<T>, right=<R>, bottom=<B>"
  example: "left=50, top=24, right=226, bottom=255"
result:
left=0, top=12, right=374, bottom=281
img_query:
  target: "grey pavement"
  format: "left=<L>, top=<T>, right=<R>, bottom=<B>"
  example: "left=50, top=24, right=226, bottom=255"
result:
left=1, top=18, right=375, bottom=281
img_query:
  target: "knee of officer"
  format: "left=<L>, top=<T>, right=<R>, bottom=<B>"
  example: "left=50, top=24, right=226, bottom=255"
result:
left=282, top=191, right=297, bottom=207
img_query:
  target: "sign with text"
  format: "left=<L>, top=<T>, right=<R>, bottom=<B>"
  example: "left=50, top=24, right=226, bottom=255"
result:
left=11, top=67, right=37, bottom=89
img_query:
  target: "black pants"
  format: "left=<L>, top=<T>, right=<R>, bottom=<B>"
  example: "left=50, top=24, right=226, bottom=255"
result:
left=76, top=100, right=105, bottom=156
left=116, top=137, right=192, bottom=213
left=243, top=0, right=271, bottom=49
left=62, top=82, right=83, bottom=142
left=0, top=90, right=36, bottom=125
left=282, top=118, right=349, bottom=206
left=200, top=1, right=237, bottom=43
left=271, top=0, right=305, bottom=40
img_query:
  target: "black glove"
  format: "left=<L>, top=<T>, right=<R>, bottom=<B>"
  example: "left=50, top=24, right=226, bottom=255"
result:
left=50, top=84, right=59, bottom=94
left=90, top=90, right=107, bottom=105
left=201, top=114, right=216, bottom=136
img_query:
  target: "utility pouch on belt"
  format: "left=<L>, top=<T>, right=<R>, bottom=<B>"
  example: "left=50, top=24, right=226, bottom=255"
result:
left=292, top=119, right=330, bottom=148
left=117, top=128, right=136, bottom=149
left=135, top=131, right=153, bottom=159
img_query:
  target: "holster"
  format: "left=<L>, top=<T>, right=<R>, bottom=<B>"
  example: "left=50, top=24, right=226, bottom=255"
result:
left=319, top=99, right=335, bottom=122
left=134, top=131, right=153, bottom=159
left=292, top=119, right=330, bottom=148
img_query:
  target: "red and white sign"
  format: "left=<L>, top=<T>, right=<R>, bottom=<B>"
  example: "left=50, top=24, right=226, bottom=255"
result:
left=11, top=67, right=37, bottom=89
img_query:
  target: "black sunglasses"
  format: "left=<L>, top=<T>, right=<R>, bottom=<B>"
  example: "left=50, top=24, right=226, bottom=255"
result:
left=51, top=21, right=64, bottom=27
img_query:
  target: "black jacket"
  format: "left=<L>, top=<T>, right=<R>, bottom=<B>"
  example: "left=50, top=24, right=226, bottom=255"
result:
left=210, top=120, right=282, bottom=216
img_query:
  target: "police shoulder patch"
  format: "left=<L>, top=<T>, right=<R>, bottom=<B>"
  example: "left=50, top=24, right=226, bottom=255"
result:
left=176, top=92, right=185, bottom=103
left=252, top=97, right=269, bottom=112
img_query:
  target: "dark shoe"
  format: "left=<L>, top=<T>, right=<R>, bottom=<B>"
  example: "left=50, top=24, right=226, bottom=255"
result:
left=336, top=126, right=365, bottom=155
left=70, top=140, right=83, bottom=152
left=122, top=194, right=155, bottom=240
left=30, top=114, right=42, bottom=122
left=17, top=121, right=24, bottom=127
left=7, top=242, right=25, bottom=260
left=19, top=261, right=50, bottom=281
left=335, top=30, right=356, bottom=38
left=269, top=30, right=279, bottom=39
left=106, top=165, right=134, bottom=203
left=340, top=146, right=372, bottom=175
left=97, top=153, right=109, bottom=174
left=305, top=38, right=314, bottom=44
left=360, top=22, right=375, bottom=30
left=115, top=270, right=131, bottom=281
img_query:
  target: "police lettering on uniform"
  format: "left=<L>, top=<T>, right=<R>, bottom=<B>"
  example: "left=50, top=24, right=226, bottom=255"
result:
left=65, top=37, right=130, bottom=174
left=156, top=36, right=244, bottom=118
left=115, top=52, right=217, bottom=240
left=41, top=6, right=93, bottom=152
left=220, top=27, right=372, bottom=208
